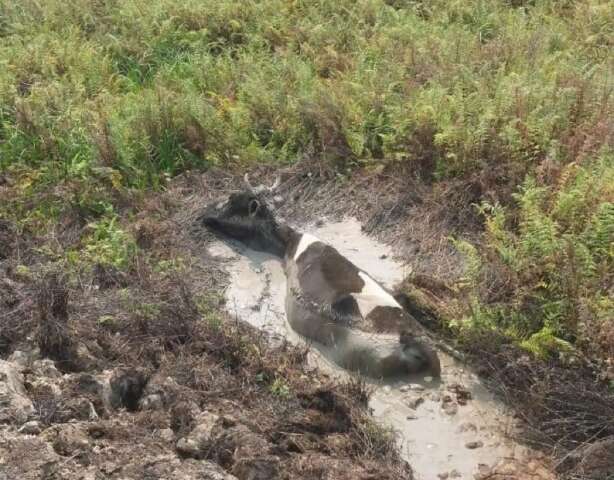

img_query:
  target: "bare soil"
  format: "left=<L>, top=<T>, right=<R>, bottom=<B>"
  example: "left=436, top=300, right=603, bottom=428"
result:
left=1, top=165, right=612, bottom=479
left=0, top=170, right=411, bottom=480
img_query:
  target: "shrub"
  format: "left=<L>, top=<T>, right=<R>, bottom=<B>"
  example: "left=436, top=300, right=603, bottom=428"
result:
left=458, top=150, right=613, bottom=360
left=79, top=212, right=137, bottom=270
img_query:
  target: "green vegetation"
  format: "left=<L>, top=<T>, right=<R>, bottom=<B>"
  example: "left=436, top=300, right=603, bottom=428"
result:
left=454, top=154, right=613, bottom=361
left=506, top=159, right=610, bottom=353
left=0, top=0, right=612, bottom=361
left=269, top=376, right=292, bottom=398
left=2, top=0, right=611, bottom=183
left=80, top=212, right=137, bottom=268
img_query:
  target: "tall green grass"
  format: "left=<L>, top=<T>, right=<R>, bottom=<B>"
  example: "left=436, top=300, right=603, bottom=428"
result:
left=1, top=0, right=611, bottom=187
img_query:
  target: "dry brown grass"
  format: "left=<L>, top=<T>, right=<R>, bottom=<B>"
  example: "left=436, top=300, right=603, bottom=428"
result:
left=457, top=329, right=614, bottom=477
left=35, top=271, right=80, bottom=371
left=0, top=177, right=410, bottom=478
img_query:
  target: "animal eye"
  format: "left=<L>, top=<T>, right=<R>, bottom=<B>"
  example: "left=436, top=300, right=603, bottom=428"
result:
left=248, top=199, right=261, bottom=216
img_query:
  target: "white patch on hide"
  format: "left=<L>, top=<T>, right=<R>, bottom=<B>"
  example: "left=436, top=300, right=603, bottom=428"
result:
left=293, top=233, right=319, bottom=261
left=352, top=271, right=400, bottom=318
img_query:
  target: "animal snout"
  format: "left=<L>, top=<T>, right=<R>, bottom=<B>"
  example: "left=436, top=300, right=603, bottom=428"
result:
left=201, top=212, right=219, bottom=228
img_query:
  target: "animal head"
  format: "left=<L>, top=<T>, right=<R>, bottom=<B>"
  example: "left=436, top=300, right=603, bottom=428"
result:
left=201, top=175, right=285, bottom=256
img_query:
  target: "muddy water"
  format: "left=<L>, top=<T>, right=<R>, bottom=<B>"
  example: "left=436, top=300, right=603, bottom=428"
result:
left=208, top=218, right=529, bottom=480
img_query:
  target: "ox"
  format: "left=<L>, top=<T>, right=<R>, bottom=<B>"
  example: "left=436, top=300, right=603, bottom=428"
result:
left=202, top=175, right=441, bottom=379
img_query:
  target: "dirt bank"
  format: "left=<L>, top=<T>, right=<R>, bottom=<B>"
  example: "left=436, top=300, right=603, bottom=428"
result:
left=0, top=171, right=410, bottom=479
left=1, top=165, right=611, bottom=479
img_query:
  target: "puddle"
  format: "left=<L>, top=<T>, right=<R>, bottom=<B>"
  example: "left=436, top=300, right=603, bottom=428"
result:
left=208, top=217, right=529, bottom=480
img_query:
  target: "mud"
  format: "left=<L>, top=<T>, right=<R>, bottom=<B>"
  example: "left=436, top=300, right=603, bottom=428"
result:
left=209, top=217, right=542, bottom=480
left=0, top=173, right=412, bottom=480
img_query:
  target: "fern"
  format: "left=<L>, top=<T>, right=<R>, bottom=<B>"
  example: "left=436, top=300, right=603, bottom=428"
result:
left=520, top=326, right=575, bottom=361
left=585, top=202, right=614, bottom=261
left=460, top=149, right=613, bottom=357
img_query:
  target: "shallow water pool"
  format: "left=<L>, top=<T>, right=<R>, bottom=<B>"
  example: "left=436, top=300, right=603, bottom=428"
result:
left=208, top=218, right=530, bottom=479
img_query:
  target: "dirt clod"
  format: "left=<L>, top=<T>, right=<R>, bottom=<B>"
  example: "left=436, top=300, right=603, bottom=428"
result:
left=0, top=359, right=34, bottom=424
left=176, top=411, right=221, bottom=459
left=109, top=368, right=148, bottom=411
left=171, top=400, right=201, bottom=434
left=18, top=420, right=42, bottom=434
left=139, top=373, right=180, bottom=411
left=465, top=440, right=483, bottom=449
left=45, top=423, right=90, bottom=456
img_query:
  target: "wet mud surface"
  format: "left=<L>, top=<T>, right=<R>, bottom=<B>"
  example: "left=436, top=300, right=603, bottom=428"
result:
left=209, top=217, right=546, bottom=480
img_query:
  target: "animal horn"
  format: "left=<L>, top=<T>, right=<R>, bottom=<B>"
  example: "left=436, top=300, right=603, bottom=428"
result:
left=244, top=173, right=254, bottom=189
left=268, top=174, right=281, bottom=192
left=244, top=173, right=265, bottom=194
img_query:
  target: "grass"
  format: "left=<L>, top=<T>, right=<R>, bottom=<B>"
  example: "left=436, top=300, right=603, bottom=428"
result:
left=0, top=0, right=612, bottom=471
left=1, top=1, right=611, bottom=187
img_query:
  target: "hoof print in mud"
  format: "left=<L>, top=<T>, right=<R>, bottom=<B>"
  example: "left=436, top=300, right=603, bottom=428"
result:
left=440, top=394, right=459, bottom=416
left=447, top=383, right=472, bottom=405
left=464, top=440, right=483, bottom=450
left=405, top=396, right=425, bottom=409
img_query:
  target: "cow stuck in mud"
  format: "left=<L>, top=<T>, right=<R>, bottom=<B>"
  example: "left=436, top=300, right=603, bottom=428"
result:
left=201, top=175, right=441, bottom=379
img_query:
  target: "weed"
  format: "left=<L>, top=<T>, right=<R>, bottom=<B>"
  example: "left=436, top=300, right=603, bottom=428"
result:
left=80, top=212, right=137, bottom=270
left=270, top=377, right=291, bottom=399
left=455, top=151, right=613, bottom=359
left=196, top=292, right=225, bottom=330
left=153, top=257, right=187, bottom=276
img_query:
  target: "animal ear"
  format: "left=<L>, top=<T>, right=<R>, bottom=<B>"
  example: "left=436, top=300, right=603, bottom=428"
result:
left=248, top=199, right=261, bottom=217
